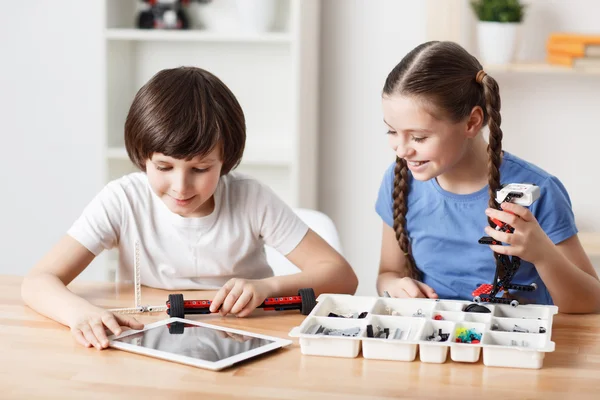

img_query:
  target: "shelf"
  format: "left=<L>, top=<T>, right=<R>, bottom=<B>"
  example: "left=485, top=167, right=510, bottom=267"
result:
left=580, top=232, right=600, bottom=257
left=484, top=62, right=600, bottom=75
left=106, top=142, right=293, bottom=167
left=105, top=28, right=292, bottom=43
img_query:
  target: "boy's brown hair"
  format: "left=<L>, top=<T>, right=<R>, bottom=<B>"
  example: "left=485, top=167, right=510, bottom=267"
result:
left=382, top=41, right=502, bottom=280
left=125, top=66, right=245, bottom=175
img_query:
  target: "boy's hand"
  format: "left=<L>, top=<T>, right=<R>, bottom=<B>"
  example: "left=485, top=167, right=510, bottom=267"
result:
left=210, top=278, right=274, bottom=317
left=69, top=306, right=144, bottom=350
left=484, top=202, right=555, bottom=265
left=386, top=277, right=438, bottom=299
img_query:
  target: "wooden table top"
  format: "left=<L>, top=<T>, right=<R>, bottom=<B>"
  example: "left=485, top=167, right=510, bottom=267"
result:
left=1, top=275, right=599, bottom=399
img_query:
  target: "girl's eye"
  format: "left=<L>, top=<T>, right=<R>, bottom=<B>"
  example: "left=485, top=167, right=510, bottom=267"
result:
left=193, top=168, right=209, bottom=173
left=155, top=165, right=171, bottom=172
left=386, top=130, right=397, bottom=135
left=412, top=136, right=427, bottom=143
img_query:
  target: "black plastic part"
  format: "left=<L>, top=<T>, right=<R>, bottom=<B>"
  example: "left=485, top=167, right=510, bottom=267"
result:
left=366, top=324, right=374, bottom=338
left=298, top=288, right=317, bottom=315
left=168, top=322, right=185, bottom=334
left=463, top=303, right=491, bottom=313
left=168, top=294, right=185, bottom=318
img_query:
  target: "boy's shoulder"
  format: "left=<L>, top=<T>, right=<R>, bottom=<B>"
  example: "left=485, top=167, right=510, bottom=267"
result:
left=220, top=171, right=272, bottom=195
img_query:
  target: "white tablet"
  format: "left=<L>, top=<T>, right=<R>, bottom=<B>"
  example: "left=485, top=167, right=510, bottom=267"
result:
left=108, top=317, right=292, bottom=371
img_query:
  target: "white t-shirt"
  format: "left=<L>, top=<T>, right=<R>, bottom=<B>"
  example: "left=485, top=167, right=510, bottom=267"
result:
left=67, top=172, right=309, bottom=289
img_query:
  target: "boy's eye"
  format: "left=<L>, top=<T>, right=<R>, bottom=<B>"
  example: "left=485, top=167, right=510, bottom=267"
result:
left=412, top=136, right=427, bottom=143
left=155, top=165, right=171, bottom=172
left=386, top=130, right=396, bottom=135
left=193, top=168, right=209, bottom=173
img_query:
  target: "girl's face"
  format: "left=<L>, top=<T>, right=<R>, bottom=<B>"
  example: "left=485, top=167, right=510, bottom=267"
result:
left=145, top=146, right=223, bottom=217
left=382, top=95, right=476, bottom=182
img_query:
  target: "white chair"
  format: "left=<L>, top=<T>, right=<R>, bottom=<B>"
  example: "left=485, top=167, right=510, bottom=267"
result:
left=266, top=208, right=343, bottom=276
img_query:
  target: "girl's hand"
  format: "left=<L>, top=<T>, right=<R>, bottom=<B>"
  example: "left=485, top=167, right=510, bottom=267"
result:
left=210, top=278, right=274, bottom=317
left=69, top=306, right=144, bottom=350
left=386, top=277, right=438, bottom=299
left=484, top=202, right=555, bottom=265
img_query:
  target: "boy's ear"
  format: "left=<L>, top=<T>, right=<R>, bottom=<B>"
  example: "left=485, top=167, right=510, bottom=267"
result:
left=465, top=106, right=484, bottom=138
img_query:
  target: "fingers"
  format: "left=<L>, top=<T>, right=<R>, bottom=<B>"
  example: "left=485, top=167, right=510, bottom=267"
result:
left=114, top=314, right=144, bottom=331
left=79, top=324, right=103, bottom=350
left=489, top=244, right=515, bottom=256
left=485, top=207, right=520, bottom=228
left=415, top=281, right=438, bottom=299
left=230, top=291, right=254, bottom=316
left=500, top=202, right=534, bottom=222
left=210, top=280, right=234, bottom=313
left=90, top=320, right=110, bottom=349
left=219, top=281, right=245, bottom=316
left=71, top=328, right=91, bottom=348
left=399, top=278, right=427, bottom=298
left=484, top=226, right=513, bottom=245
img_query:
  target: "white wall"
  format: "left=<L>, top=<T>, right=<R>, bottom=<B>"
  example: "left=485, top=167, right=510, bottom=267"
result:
left=318, top=0, right=428, bottom=295
left=318, top=0, right=600, bottom=296
left=0, top=0, right=107, bottom=280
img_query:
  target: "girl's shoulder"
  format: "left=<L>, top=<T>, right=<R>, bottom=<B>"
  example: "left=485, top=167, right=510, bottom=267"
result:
left=501, top=152, right=569, bottom=194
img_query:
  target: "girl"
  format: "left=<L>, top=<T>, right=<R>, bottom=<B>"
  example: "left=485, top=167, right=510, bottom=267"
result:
left=22, top=66, right=358, bottom=350
left=376, top=41, right=600, bottom=313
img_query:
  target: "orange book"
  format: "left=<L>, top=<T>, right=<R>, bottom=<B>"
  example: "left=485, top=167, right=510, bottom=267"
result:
left=547, top=41, right=600, bottom=57
left=547, top=52, right=600, bottom=68
left=547, top=32, right=600, bottom=45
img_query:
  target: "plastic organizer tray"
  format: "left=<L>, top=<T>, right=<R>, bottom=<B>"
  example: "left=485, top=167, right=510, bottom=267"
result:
left=288, top=294, right=558, bottom=369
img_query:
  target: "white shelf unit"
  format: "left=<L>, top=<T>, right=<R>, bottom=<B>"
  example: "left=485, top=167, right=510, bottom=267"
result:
left=102, top=0, right=319, bottom=281
left=103, top=0, right=319, bottom=210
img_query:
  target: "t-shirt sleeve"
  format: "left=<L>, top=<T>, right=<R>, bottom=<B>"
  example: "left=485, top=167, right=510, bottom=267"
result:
left=67, top=182, right=124, bottom=255
left=250, top=182, right=309, bottom=255
left=532, top=176, right=578, bottom=245
left=375, top=163, right=395, bottom=228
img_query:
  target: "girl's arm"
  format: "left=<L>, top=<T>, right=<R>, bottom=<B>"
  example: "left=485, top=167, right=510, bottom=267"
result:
left=486, top=202, right=600, bottom=313
left=376, top=223, right=437, bottom=298
left=21, top=235, right=143, bottom=348
left=533, top=235, right=600, bottom=313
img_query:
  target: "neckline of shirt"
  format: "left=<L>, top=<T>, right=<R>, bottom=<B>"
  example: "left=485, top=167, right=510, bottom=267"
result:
left=429, top=151, right=512, bottom=202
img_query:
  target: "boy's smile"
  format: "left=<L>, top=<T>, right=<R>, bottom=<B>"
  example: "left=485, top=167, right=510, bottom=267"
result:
left=145, top=147, right=223, bottom=217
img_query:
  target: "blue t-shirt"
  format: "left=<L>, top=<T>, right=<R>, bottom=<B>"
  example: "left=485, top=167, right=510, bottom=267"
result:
left=375, top=151, right=577, bottom=305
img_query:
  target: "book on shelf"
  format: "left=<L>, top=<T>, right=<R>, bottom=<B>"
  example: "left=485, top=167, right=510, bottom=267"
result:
left=546, top=32, right=600, bottom=69
left=546, top=52, right=600, bottom=68
left=547, top=41, right=600, bottom=58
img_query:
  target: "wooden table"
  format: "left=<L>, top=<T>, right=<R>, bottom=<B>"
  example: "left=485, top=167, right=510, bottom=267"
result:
left=1, top=275, right=599, bottom=399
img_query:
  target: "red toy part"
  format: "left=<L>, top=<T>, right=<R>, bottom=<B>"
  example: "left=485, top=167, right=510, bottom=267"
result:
left=472, top=283, right=501, bottom=297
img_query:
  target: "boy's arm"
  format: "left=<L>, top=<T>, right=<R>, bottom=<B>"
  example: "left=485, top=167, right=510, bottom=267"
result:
left=21, top=235, right=98, bottom=327
left=267, top=228, right=358, bottom=296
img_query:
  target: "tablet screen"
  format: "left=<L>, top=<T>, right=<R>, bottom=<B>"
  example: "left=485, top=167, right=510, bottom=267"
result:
left=112, top=322, right=275, bottom=362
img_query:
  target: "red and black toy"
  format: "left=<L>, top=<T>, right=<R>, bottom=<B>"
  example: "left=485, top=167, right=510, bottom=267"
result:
left=473, top=184, right=540, bottom=307
left=166, top=288, right=317, bottom=318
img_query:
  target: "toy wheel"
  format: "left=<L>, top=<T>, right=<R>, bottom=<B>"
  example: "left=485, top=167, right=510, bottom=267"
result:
left=473, top=296, right=481, bottom=304
left=510, top=300, right=519, bottom=308
left=168, top=322, right=185, bottom=334
left=298, top=288, right=316, bottom=315
left=168, top=294, right=185, bottom=318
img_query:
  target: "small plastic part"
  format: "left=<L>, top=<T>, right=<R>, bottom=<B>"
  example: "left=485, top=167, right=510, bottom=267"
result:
left=298, top=288, right=317, bottom=315
left=463, top=303, right=491, bottom=313
left=167, top=294, right=185, bottom=318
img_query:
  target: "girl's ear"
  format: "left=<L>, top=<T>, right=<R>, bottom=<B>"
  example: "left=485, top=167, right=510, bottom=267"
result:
left=465, top=106, right=484, bottom=138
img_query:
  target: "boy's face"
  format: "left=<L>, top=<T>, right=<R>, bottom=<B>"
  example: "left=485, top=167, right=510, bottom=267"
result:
left=145, top=146, right=223, bottom=217
left=382, top=94, right=472, bottom=182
